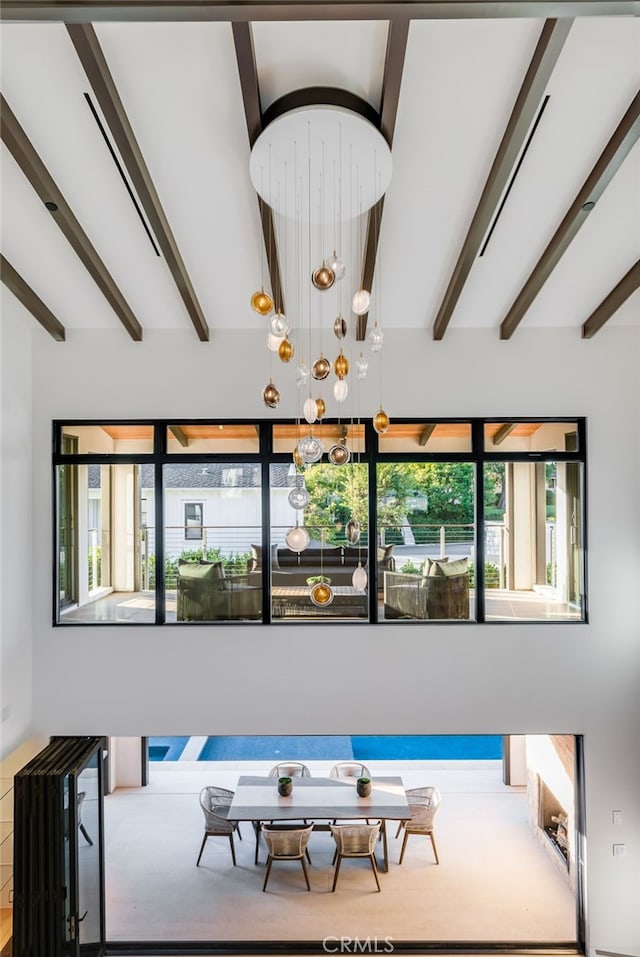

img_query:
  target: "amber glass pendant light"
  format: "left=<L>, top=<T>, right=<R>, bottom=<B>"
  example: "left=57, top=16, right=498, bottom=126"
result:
left=262, top=380, right=280, bottom=409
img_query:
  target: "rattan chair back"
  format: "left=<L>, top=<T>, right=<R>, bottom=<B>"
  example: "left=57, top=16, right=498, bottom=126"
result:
left=268, top=761, right=311, bottom=778
left=330, top=822, right=380, bottom=855
left=262, top=824, right=313, bottom=859
left=329, top=762, right=371, bottom=779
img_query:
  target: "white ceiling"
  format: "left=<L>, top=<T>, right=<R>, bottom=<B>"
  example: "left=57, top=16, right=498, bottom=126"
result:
left=0, top=7, right=638, bottom=343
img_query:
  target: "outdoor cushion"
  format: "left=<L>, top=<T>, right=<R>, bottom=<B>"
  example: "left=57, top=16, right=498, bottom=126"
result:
left=377, top=545, right=394, bottom=563
left=423, top=556, right=449, bottom=576
left=178, top=561, right=224, bottom=581
left=250, top=544, right=262, bottom=570
left=428, top=557, right=468, bottom=577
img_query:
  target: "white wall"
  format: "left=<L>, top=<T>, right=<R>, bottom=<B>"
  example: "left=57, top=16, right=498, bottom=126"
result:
left=5, top=318, right=640, bottom=951
left=0, top=299, right=34, bottom=758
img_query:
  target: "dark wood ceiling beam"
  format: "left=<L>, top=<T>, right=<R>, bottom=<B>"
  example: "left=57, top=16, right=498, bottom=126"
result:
left=1, top=2, right=635, bottom=24
left=500, top=89, right=640, bottom=340
left=582, top=260, right=640, bottom=339
left=168, top=425, right=189, bottom=446
left=232, top=21, right=285, bottom=314
left=1, top=255, right=66, bottom=341
left=67, top=23, right=210, bottom=341
left=0, top=93, right=143, bottom=340
left=432, top=18, right=572, bottom=341
left=493, top=423, right=517, bottom=445
left=356, top=16, right=410, bottom=341
left=357, top=196, right=384, bottom=341
left=418, top=423, right=437, bottom=446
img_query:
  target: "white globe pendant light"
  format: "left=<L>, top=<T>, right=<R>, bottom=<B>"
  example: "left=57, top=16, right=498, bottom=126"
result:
left=352, top=563, right=368, bottom=591
left=303, top=396, right=317, bottom=424
left=333, top=379, right=349, bottom=403
left=352, top=289, right=370, bottom=315
left=285, top=524, right=310, bottom=552
left=267, top=331, right=285, bottom=352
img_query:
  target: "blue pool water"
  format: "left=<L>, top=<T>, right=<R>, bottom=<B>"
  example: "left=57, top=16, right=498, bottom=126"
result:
left=148, top=735, right=189, bottom=761
left=148, top=734, right=502, bottom=761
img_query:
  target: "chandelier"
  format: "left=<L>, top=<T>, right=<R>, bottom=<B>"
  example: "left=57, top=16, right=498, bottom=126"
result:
left=250, top=98, right=392, bottom=448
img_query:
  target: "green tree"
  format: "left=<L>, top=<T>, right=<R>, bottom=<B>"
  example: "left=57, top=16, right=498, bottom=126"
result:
left=484, top=462, right=505, bottom=521
left=303, top=464, right=368, bottom=544
left=379, top=462, right=474, bottom=525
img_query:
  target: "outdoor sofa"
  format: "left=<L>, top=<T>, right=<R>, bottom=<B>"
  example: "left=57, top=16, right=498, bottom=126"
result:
left=248, top=543, right=395, bottom=587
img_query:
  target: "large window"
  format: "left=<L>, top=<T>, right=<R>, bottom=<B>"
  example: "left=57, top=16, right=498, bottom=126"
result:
left=379, top=461, right=475, bottom=621
left=53, top=418, right=586, bottom=625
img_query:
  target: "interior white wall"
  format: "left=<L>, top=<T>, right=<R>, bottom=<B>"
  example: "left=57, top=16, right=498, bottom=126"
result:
left=3, top=315, right=640, bottom=950
left=0, top=300, right=34, bottom=758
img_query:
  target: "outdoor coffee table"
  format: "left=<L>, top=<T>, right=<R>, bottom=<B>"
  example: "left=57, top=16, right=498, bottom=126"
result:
left=227, top=775, right=409, bottom=872
left=271, top=585, right=368, bottom=618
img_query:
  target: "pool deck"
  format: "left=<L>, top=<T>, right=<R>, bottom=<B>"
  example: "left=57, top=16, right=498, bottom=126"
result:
left=104, top=756, right=576, bottom=945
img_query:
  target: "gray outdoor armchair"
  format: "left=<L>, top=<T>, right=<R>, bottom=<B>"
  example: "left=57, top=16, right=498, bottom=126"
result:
left=261, top=824, right=314, bottom=892
left=395, top=785, right=441, bottom=864
left=384, top=557, right=470, bottom=620
left=196, top=786, right=242, bottom=867
left=177, top=560, right=261, bottom=622
left=329, top=822, right=381, bottom=892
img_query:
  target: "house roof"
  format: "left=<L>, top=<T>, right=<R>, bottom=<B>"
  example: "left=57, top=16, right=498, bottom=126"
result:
left=140, top=462, right=292, bottom=489
left=1, top=3, right=638, bottom=349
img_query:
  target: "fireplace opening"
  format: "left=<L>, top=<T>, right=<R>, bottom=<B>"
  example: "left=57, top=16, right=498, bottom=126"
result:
left=538, top=777, right=569, bottom=866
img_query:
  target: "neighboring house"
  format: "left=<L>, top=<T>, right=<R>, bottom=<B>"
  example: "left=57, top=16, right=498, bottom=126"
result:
left=140, top=462, right=298, bottom=560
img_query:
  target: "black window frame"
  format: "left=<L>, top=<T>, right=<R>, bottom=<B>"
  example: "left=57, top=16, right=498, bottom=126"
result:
left=52, top=417, right=587, bottom=626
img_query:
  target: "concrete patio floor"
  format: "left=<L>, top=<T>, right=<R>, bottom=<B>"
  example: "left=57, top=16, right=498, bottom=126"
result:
left=104, top=759, right=576, bottom=945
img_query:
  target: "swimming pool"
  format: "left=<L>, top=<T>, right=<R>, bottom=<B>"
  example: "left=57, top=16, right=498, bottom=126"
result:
left=148, top=734, right=502, bottom=761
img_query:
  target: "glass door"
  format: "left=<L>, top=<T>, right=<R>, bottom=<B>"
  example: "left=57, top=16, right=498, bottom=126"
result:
left=564, top=433, right=583, bottom=609
left=14, top=736, right=105, bottom=957
left=66, top=748, right=105, bottom=955
left=59, top=435, right=78, bottom=609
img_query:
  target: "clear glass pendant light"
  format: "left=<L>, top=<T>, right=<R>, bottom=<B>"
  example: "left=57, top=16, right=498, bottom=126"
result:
left=296, top=361, right=310, bottom=388
left=269, top=311, right=289, bottom=336
left=368, top=322, right=384, bottom=352
left=288, top=475, right=310, bottom=510
left=327, top=250, right=346, bottom=280
left=297, top=434, right=323, bottom=464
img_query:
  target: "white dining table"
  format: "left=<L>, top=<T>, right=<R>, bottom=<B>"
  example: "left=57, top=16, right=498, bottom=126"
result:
left=227, top=774, right=410, bottom=872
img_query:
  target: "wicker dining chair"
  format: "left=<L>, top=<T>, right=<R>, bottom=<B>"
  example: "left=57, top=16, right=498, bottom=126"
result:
left=196, top=786, right=242, bottom=867
left=261, top=824, right=314, bottom=892
left=329, top=822, right=381, bottom=892
left=328, top=762, right=373, bottom=825
left=395, top=786, right=441, bottom=864
left=253, top=763, right=311, bottom=864
left=328, top=761, right=371, bottom=780
left=268, top=761, right=312, bottom=778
